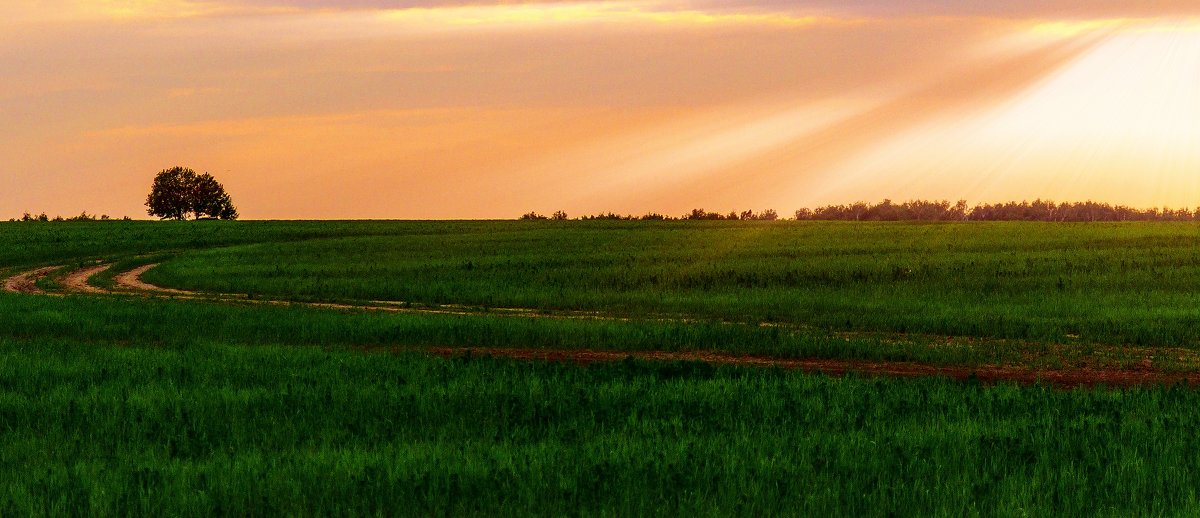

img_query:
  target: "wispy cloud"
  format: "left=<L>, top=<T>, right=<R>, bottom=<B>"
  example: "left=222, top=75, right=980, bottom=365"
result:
left=19, top=0, right=1200, bottom=26
left=4, top=0, right=1198, bottom=218
left=154, top=0, right=1200, bottom=19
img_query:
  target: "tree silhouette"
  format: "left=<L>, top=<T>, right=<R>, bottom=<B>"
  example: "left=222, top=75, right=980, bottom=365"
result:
left=146, top=167, right=238, bottom=220
left=190, top=172, right=239, bottom=220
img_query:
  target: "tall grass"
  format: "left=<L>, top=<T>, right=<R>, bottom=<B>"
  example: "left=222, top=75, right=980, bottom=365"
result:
left=0, top=220, right=506, bottom=268
left=0, top=341, right=1197, bottom=515
left=149, top=221, right=1200, bottom=346
left=0, top=293, right=1022, bottom=366
left=6, top=220, right=1200, bottom=513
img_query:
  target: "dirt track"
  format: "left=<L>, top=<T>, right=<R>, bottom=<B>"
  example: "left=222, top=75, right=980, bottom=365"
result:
left=426, top=347, right=1200, bottom=389
left=61, top=264, right=111, bottom=294
left=113, top=264, right=191, bottom=294
left=11, top=261, right=1200, bottom=388
left=2, top=266, right=60, bottom=294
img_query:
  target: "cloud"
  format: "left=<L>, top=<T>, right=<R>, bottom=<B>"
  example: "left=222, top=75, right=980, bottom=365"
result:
left=5, top=0, right=1198, bottom=218
left=2, top=10, right=1009, bottom=218
left=664, top=1, right=1200, bottom=19
left=512, top=31, right=1105, bottom=214
left=15, top=0, right=1200, bottom=26
left=179, top=0, right=1200, bottom=19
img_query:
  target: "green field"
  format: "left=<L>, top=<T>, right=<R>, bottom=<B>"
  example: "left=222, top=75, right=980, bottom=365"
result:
left=5, top=220, right=1200, bottom=514
left=143, top=221, right=1200, bottom=345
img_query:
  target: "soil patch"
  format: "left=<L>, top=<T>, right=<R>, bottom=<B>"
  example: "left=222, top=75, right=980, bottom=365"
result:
left=46, top=263, right=1200, bottom=387
left=113, top=264, right=191, bottom=294
left=2, top=267, right=61, bottom=294
left=424, top=347, right=1200, bottom=389
left=61, top=264, right=112, bottom=294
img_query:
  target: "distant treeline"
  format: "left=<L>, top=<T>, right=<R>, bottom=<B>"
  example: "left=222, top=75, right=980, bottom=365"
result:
left=796, top=199, right=1200, bottom=222
left=535, top=209, right=781, bottom=221
left=8, top=212, right=131, bottom=223
left=524, top=199, right=1200, bottom=222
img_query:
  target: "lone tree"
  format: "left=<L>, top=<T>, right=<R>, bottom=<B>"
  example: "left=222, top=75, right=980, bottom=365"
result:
left=146, top=167, right=238, bottom=220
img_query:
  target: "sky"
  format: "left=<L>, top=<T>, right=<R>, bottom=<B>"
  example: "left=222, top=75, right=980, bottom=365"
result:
left=5, top=1, right=1200, bottom=219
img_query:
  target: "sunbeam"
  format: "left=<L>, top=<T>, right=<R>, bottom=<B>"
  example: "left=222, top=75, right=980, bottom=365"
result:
left=813, top=20, right=1200, bottom=208
left=512, top=28, right=1106, bottom=216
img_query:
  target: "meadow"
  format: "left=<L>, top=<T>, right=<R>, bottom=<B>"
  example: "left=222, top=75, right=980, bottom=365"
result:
left=148, top=220, right=1200, bottom=346
left=5, top=342, right=1200, bottom=516
left=5, top=220, right=1200, bottom=514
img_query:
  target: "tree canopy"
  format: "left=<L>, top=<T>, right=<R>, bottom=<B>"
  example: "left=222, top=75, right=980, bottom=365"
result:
left=146, top=167, right=239, bottom=221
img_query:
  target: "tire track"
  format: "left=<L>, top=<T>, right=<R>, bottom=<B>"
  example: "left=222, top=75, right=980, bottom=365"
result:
left=2, top=266, right=61, bottom=294
left=113, top=264, right=192, bottom=295
left=23, top=261, right=1200, bottom=388
left=111, top=264, right=733, bottom=321
left=61, top=264, right=111, bottom=294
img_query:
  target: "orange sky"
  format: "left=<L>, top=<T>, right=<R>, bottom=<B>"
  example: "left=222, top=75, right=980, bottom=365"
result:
left=5, top=1, right=1200, bottom=219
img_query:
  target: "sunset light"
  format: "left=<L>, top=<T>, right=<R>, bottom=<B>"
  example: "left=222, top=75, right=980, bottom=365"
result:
left=815, top=20, right=1200, bottom=208
left=13, top=2, right=1200, bottom=513
left=375, top=3, right=838, bottom=30
left=6, top=2, right=1200, bottom=217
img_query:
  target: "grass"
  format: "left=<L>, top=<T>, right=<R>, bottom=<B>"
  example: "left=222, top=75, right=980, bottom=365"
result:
left=3, top=340, right=1200, bottom=516
left=0, top=292, right=1033, bottom=367
left=5, top=219, right=1200, bottom=513
left=0, top=220, right=507, bottom=269
left=146, top=220, right=1200, bottom=346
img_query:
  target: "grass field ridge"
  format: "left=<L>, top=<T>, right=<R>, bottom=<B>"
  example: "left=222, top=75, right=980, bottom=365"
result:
left=6, top=220, right=1200, bottom=514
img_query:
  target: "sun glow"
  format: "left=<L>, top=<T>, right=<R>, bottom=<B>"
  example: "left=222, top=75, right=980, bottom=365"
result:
left=809, top=22, right=1200, bottom=208
left=78, top=0, right=226, bottom=19
left=1028, top=19, right=1132, bottom=38
left=10, top=1, right=1200, bottom=218
left=376, top=3, right=843, bottom=31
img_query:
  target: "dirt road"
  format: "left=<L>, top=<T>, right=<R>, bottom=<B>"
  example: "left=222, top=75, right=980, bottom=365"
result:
left=425, top=347, right=1200, bottom=389
left=13, top=260, right=1200, bottom=389
left=61, top=264, right=111, bottom=294
left=113, top=264, right=191, bottom=294
left=2, top=266, right=60, bottom=294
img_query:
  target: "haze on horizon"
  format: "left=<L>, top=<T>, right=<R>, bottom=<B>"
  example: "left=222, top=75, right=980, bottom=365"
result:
left=5, top=1, right=1200, bottom=219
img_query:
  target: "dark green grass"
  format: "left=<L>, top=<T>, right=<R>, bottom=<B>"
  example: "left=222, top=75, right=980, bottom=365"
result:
left=2, top=340, right=1199, bottom=516
left=149, top=221, right=1200, bottom=346
left=7, top=220, right=1200, bottom=514
left=0, top=220, right=507, bottom=269
left=0, top=293, right=1025, bottom=367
